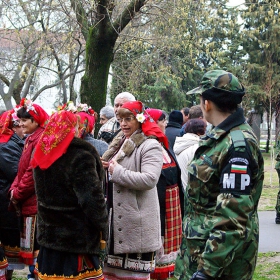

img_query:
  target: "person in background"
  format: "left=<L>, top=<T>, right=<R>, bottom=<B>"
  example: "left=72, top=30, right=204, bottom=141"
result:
left=0, top=110, right=25, bottom=280
left=180, top=107, right=190, bottom=125
left=99, top=105, right=115, bottom=126
left=180, top=105, right=204, bottom=136
left=75, top=103, right=109, bottom=157
left=8, top=98, right=49, bottom=280
left=165, top=110, right=183, bottom=152
left=101, top=101, right=166, bottom=280
left=274, top=131, right=280, bottom=224
left=31, top=110, right=108, bottom=280
left=175, top=70, right=264, bottom=280
left=97, top=92, right=136, bottom=144
left=146, top=108, right=182, bottom=280
left=174, top=118, right=206, bottom=193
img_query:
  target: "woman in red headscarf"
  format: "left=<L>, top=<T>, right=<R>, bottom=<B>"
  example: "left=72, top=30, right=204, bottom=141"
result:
left=0, top=110, right=25, bottom=280
left=145, top=108, right=183, bottom=280
left=101, top=101, right=167, bottom=280
left=31, top=110, right=108, bottom=280
left=8, top=98, right=49, bottom=278
left=76, top=103, right=108, bottom=156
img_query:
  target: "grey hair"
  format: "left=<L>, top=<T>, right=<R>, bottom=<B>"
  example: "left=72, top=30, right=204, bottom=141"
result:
left=100, top=105, right=115, bottom=119
left=114, top=91, right=136, bottom=102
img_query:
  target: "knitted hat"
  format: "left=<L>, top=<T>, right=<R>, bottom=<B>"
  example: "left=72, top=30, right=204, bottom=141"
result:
left=169, top=110, right=183, bottom=125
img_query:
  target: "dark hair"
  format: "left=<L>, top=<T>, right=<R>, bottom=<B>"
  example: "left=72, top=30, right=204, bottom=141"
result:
left=185, top=118, right=206, bottom=135
left=189, top=105, right=203, bottom=119
left=181, top=107, right=190, bottom=116
left=17, top=107, right=33, bottom=119
left=201, top=93, right=238, bottom=113
left=158, top=111, right=167, bottom=121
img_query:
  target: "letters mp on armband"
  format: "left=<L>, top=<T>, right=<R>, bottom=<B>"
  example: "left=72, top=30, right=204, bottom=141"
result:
left=221, top=164, right=251, bottom=194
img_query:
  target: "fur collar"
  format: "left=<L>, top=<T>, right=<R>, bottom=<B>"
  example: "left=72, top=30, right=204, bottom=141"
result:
left=102, top=130, right=156, bottom=163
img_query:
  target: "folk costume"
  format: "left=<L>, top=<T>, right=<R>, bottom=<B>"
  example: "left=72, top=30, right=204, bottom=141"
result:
left=0, top=110, right=25, bottom=277
left=31, top=110, right=108, bottom=280
left=102, top=101, right=166, bottom=280
left=8, top=99, right=49, bottom=267
left=146, top=109, right=182, bottom=280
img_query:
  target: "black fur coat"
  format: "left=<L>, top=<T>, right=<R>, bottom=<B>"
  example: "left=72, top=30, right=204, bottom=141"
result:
left=34, top=137, right=108, bottom=254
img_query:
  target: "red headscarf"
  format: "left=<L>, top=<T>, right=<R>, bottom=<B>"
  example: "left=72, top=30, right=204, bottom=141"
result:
left=0, top=110, right=14, bottom=143
left=76, top=103, right=95, bottom=138
left=121, top=101, right=169, bottom=148
left=31, top=110, right=78, bottom=170
left=145, top=108, right=164, bottom=122
left=19, top=98, right=49, bottom=127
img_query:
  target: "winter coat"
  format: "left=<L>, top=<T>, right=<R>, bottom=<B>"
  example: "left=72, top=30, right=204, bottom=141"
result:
left=165, top=121, right=182, bottom=151
left=0, top=133, right=24, bottom=228
left=102, top=130, right=162, bottom=255
left=9, top=127, right=44, bottom=216
left=173, top=133, right=200, bottom=191
left=33, top=137, right=108, bottom=254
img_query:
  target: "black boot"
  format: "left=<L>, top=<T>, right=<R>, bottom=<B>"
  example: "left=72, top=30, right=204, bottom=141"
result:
left=276, top=213, right=280, bottom=224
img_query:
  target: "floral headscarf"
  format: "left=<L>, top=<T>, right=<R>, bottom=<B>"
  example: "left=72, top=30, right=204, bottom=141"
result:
left=76, top=103, right=96, bottom=138
left=121, top=101, right=169, bottom=148
left=0, top=110, right=14, bottom=143
left=31, top=110, right=78, bottom=170
left=19, top=98, right=49, bottom=127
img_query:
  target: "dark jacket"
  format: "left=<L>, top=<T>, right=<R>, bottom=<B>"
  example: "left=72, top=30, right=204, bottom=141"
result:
left=33, top=137, right=108, bottom=254
left=165, top=121, right=182, bottom=151
left=0, top=134, right=24, bottom=228
left=9, top=127, right=44, bottom=216
left=84, top=133, right=108, bottom=156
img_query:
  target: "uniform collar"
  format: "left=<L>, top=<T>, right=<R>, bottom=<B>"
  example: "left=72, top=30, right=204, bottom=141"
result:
left=203, top=108, right=246, bottom=141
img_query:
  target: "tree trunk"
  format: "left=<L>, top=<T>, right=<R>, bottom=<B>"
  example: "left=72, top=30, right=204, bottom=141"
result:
left=80, top=26, right=115, bottom=135
left=266, top=112, right=271, bottom=153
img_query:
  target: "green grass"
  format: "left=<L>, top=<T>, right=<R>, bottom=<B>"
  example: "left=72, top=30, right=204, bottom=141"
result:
left=254, top=252, right=280, bottom=279
left=258, top=152, right=279, bottom=211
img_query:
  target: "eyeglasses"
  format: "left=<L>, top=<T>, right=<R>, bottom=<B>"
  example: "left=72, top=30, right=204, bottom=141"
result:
left=117, top=116, right=135, bottom=123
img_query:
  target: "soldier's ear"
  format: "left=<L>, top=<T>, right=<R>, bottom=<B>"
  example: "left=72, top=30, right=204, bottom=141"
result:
left=204, top=100, right=212, bottom=112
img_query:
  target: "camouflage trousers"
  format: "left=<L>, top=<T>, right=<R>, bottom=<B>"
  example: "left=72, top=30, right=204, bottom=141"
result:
left=276, top=169, right=280, bottom=214
left=174, top=232, right=258, bottom=280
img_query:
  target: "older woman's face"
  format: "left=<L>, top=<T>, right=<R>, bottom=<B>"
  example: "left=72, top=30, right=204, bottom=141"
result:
left=117, top=114, right=141, bottom=138
left=99, top=114, right=108, bottom=125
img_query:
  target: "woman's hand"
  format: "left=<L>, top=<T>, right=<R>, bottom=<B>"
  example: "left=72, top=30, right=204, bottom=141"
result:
left=108, top=159, right=118, bottom=175
left=101, top=158, right=109, bottom=169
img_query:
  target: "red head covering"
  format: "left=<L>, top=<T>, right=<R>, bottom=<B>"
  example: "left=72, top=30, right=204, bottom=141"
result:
left=0, top=110, right=14, bottom=143
left=145, top=108, right=164, bottom=122
left=19, top=98, right=49, bottom=127
left=121, top=101, right=169, bottom=148
left=31, top=110, right=78, bottom=170
left=76, top=103, right=95, bottom=138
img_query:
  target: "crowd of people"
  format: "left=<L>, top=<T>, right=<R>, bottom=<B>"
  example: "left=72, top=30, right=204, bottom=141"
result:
left=0, top=70, right=264, bottom=280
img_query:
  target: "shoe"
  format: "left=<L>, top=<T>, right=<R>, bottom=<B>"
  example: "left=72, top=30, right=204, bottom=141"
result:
left=276, top=213, right=280, bottom=224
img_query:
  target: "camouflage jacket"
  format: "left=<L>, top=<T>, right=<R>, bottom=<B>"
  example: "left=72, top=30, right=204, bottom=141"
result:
left=185, top=108, right=264, bottom=277
left=275, top=133, right=280, bottom=169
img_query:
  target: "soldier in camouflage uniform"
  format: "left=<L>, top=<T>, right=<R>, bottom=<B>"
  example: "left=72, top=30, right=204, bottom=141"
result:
left=175, top=70, right=264, bottom=280
left=275, top=132, right=280, bottom=224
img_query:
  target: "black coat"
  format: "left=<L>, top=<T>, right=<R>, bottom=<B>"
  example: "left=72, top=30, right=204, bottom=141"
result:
left=0, top=134, right=24, bottom=229
left=34, top=137, right=108, bottom=254
left=165, top=121, right=182, bottom=151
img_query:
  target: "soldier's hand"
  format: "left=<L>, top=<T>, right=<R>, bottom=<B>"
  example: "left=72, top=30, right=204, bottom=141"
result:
left=190, top=271, right=214, bottom=280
